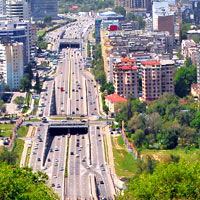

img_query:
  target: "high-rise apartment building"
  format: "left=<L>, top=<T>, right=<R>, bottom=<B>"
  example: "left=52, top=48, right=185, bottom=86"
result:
left=0, top=42, right=24, bottom=90
left=0, top=20, right=29, bottom=65
left=0, top=0, right=6, bottom=15
left=113, top=65, right=139, bottom=98
left=141, top=60, right=174, bottom=101
left=6, top=0, right=30, bottom=20
left=31, top=0, right=58, bottom=20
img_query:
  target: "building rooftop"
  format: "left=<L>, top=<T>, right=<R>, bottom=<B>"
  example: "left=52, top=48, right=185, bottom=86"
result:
left=117, top=65, right=138, bottom=70
left=121, top=58, right=136, bottom=63
left=141, top=60, right=160, bottom=65
left=105, top=94, right=128, bottom=103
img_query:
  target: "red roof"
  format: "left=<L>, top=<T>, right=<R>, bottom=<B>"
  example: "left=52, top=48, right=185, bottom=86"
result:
left=117, top=65, right=138, bottom=70
left=105, top=94, right=128, bottom=103
left=121, top=58, right=136, bottom=63
left=141, top=60, right=160, bottom=65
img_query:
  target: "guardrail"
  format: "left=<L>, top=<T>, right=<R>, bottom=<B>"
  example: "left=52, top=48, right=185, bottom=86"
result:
left=8, top=114, right=24, bottom=151
left=121, top=120, right=138, bottom=159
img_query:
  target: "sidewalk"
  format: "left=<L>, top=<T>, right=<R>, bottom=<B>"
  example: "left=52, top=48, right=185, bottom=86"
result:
left=103, top=126, right=124, bottom=190
left=20, top=126, right=33, bottom=167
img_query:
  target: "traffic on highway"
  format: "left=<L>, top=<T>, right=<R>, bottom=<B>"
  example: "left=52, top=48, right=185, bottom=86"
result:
left=29, top=14, right=115, bottom=200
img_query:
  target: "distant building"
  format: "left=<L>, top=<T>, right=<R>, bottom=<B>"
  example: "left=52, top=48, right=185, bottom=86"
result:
left=0, top=42, right=24, bottom=90
left=152, top=1, right=174, bottom=37
left=0, top=0, right=6, bottom=15
left=6, top=0, right=30, bottom=20
left=31, top=0, right=58, bottom=20
left=113, top=64, right=139, bottom=98
left=104, top=93, right=128, bottom=116
left=115, top=0, right=152, bottom=14
left=141, top=60, right=174, bottom=101
left=191, top=83, right=198, bottom=97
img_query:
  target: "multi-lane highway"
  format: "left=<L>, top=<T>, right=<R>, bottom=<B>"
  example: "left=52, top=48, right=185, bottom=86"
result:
left=29, top=14, right=115, bottom=200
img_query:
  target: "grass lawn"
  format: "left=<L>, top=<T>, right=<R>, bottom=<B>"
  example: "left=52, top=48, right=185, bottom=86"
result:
left=0, top=124, right=14, bottom=137
left=12, top=139, right=25, bottom=167
left=103, top=135, right=109, bottom=164
left=16, top=125, right=29, bottom=137
left=141, top=148, right=200, bottom=163
left=37, top=30, right=46, bottom=37
left=112, top=135, right=137, bottom=178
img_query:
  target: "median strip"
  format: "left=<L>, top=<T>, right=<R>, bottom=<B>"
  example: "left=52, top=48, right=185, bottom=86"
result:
left=64, top=137, right=70, bottom=178
left=103, top=134, right=109, bottom=165
left=68, top=50, right=71, bottom=99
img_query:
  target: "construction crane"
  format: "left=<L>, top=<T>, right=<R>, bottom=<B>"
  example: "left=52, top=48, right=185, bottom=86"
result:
left=169, top=1, right=182, bottom=43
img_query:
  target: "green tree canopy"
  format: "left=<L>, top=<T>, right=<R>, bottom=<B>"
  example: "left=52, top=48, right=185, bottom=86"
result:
left=44, top=16, right=52, bottom=24
left=118, top=159, right=200, bottom=200
left=0, top=100, right=6, bottom=115
left=0, top=163, right=58, bottom=199
left=174, top=65, right=197, bottom=97
left=20, top=75, right=32, bottom=92
left=13, top=96, right=25, bottom=107
left=127, top=12, right=137, bottom=21
left=0, top=146, right=18, bottom=165
left=114, top=6, right=126, bottom=16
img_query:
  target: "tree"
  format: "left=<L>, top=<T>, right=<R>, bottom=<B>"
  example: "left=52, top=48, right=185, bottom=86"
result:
left=44, top=16, right=52, bottom=24
left=127, top=12, right=137, bottom=21
left=133, top=129, right=145, bottom=148
left=137, top=16, right=146, bottom=29
left=174, top=66, right=197, bottom=97
left=34, top=73, right=41, bottom=93
left=20, top=75, right=32, bottom=92
left=0, top=163, right=59, bottom=199
left=184, top=57, right=193, bottom=68
left=0, top=100, right=6, bottom=115
left=114, top=6, right=126, bottom=17
left=13, top=96, right=25, bottom=107
left=0, top=146, right=18, bottom=165
left=190, top=111, right=200, bottom=130
left=4, top=84, right=10, bottom=92
left=118, top=159, right=200, bottom=200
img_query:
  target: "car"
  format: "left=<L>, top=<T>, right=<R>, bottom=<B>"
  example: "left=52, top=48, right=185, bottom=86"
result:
left=76, top=143, right=79, bottom=147
left=55, top=159, right=59, bottom=163
left=50, top=148, right=53, bottom=152
left=80, top=114, right=85, bottom=117
left=48, top=158, right=51, bottom=162
left=72, top=111, right=75, bottom=114
left=55, top=147, right=59, bottom=151
left=101, top=167, right=105, bottom=171
left=54, top=162, right=58, bottom=166
left=82, top=136, right=84, bottom=139
left=98, top=134, right=100, bottom=137
left=51, top=183, right=55, bottom=187
left=53, top=174, right=57, bottom=178
left=76, top=154, right=79, bottom=158
left=37, top=128, right=40, bottom=131
left=91, top=112, right=94, bottom=115
left=97, top=126, right=100, bottom=129
left=61, top=102, right=63, bottom=104
left=57, top=184, right=61, bottom=188
left=100, top=180, right=104, bottom=184
left=42, top=166, right=47, bottom=170
left=94, top=108, right=97, bottom=110
left=82, top=158, right=86, bottom=162
left=72, top=72, right=74, bottom=74
left=65, top=91, right=68, bottom=94
left=37, top=157, right=41, bottom=161
left=81, top=96, right=83, bottom=99
left=86, top=166, right=90, bottom=169
left=76, top=99, right=79, bottom=101
left=32, top=151, right=37, bottom=155
left=76, top=90, right=78, bottom=92
left=72, top=89, right=75, bottom=92
left=70, top=152, right=74, bottom=155
left=39, top=139, right=43, bottom=142
left=78, top=148, right=81, bottom=151
left=76, top=108, right=79, bottom=111
left=100, top=164, right=104, bottom=167
left=60, top=167, right=64, bottom=171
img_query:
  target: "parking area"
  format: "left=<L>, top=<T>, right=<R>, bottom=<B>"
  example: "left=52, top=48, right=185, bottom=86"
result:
left=5, top=92, right=26, bottom=115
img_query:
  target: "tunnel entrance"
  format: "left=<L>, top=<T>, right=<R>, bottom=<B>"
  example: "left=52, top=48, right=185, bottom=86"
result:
left=43, top=124, right=88, bottom=166
left=48, top=127, right=88, bottom=135
left=59, top=42, right=80, bottom=49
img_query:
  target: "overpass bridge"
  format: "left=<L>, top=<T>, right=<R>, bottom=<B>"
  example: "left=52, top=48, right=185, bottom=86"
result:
left=48, top=122, right=88, bottom=135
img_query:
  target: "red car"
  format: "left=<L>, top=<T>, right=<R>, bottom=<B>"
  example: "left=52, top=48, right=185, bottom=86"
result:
left=94, top=108, right=97, bottom=110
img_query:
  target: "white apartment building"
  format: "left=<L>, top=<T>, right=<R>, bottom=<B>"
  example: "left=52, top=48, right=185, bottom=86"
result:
left=0, top=42, right=24, bottom=90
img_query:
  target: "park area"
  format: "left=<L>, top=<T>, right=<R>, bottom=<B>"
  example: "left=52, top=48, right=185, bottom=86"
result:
left=0, top=124, right=29, bottom=166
